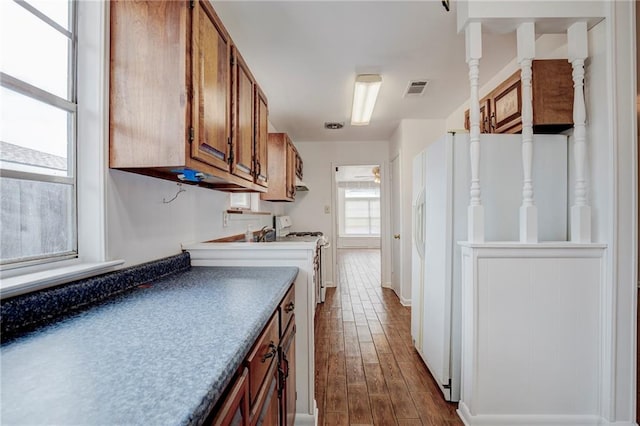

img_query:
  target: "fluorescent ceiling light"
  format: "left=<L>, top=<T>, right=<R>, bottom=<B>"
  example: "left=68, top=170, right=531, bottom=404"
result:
left=351, top=74, right=382, bottom=126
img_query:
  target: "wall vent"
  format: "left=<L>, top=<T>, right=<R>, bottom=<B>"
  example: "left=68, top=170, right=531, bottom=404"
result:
left=404, top=80, right=429, bottom=97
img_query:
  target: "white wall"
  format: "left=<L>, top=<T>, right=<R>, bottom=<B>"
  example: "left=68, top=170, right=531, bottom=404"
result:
left=107, top=170, right=282, bottom=267
left=284, top=140, right=390, bottom=289
left=389, top=119, right=447, bottom=304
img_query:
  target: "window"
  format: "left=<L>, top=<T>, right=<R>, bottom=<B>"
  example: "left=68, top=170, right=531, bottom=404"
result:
left=229, top=193, right=251, bottom=210
left=343, top=187, right=380, bottom=236
left=0, top=0, right=77, bottom=268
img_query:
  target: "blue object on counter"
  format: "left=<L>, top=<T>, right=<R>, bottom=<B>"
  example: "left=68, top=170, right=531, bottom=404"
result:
left=1, top=265, right=298, bottom=425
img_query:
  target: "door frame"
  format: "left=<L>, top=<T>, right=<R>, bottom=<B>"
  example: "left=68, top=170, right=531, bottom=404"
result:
left=389, top=153, right=402, bottom=296
left=330, top=162, right=390, bottom=289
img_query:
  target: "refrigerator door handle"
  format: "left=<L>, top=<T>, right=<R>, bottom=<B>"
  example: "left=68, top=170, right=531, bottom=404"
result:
left=414, top=188, right=426, bottom=259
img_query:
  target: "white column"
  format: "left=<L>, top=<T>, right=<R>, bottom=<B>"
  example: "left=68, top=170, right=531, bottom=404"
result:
left=568, top=21, right=591, bottom=243
left=517, top=22, right=538, bottom=243
left=465, top=22, right=484, bottom=243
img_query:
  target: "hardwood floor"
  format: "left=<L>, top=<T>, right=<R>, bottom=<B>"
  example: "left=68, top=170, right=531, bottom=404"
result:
left=315, top=249, right=462, bottom=426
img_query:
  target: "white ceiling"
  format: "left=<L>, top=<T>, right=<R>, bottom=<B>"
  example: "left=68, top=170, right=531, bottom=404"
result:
left=213, top=1, right=517, bottom=142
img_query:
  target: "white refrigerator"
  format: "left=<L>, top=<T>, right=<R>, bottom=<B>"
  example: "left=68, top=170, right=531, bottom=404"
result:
left=411, top=132, right=568, bottom=401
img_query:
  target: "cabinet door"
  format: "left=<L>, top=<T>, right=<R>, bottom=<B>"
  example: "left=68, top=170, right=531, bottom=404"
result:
left=254, top=369, right=279, bottom=426
left=191, top=1, right=231, bottom=172
left=285, top=140, right=296, bottom=199
left=464, top=98, right=492, bottom=133
left=232, top=48, right=255, bottom=182
left=490, top=71, right=521, bottom=134
left=212, top=368, right=250, bottom=426
left=280, top=324, right=296, bottom=426
left=255, top=88, right=269, bottom=188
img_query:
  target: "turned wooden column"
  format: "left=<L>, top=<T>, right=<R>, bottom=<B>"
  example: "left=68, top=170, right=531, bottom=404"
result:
left=568, top=21, right=591, bottom=243
left=517, top=22, right=538, bottom=242
left=465, top=22, right=484, bottom=243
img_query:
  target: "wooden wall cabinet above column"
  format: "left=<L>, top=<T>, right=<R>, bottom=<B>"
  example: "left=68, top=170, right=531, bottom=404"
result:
left=464, top=59, right=574, bottom=134
left=109, top=0, right=268, bottom=193
left=261, top=133, right=301, bottom=202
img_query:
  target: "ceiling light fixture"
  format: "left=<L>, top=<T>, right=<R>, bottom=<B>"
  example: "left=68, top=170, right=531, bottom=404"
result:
left=351, top=74, right=382, bottom=126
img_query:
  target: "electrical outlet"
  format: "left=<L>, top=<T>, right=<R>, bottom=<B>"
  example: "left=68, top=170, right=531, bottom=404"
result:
left=223, top=212, right=229, bottom=227
left=324, top=205, right=330, bottom=214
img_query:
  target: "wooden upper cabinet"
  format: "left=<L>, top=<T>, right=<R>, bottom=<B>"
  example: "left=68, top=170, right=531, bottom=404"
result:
left=255, top=88, right=269, bottom=188
left=231, top=48, right=255, bottom=182
left=109, top=0, right=267, bottom=192
left=464, top=98, right=492, bottom=134
left=463, top=59, right=573, bottom=134
left=109, top=1, right=189, bottom=169
left=261, top=133, right=295, bottom=202
left=191, top=0, right=232, bottom=172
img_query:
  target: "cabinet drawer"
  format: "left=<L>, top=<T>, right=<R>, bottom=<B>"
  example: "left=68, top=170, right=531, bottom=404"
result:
left=246, top=313, right=279, bottom=407
left=279, top=285, right=295, bottom=335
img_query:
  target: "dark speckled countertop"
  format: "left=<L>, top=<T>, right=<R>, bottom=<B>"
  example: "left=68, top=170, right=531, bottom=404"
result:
left=1, top=266, right=298, bottom=426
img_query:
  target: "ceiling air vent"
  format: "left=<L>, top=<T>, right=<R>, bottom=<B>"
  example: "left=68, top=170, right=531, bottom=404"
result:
left=404, top=80, right=429, bottom=97
left=324, top=122, right=344, bottom=130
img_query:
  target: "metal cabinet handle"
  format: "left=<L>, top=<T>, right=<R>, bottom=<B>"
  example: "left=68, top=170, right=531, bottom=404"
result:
left=490, top=112, right=497, bottom=130
left=393, top=234, right=400, bottom=239
left=261, top=341, right=277, bottom=363
left=285, top=302, right=295, bottom=313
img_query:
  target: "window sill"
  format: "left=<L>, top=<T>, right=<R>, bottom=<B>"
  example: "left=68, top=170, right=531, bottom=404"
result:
left=0, top=260, right=124, bottom=300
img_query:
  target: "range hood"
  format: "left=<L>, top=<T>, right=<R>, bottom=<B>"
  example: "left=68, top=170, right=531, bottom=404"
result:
left=295, top=177, right=310, bottom=191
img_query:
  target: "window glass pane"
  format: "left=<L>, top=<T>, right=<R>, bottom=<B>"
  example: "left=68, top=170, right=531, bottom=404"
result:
left=0, top=177, right=75, bottom=264
left=26, top=0, right=70, bottom=30
left=0, top=0, right=71, bottom=99
left=229, top=193, right=251, bottom=209
left=0, top=87, right=71, bottom=176
left=345, top=218, right=369, bottom=235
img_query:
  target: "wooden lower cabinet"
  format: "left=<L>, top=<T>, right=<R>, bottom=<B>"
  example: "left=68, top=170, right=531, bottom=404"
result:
left=209, top=284, right=295, bottom=426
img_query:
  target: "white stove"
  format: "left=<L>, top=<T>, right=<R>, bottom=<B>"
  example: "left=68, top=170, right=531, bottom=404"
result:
left=274, top=216, right=329, bottom=302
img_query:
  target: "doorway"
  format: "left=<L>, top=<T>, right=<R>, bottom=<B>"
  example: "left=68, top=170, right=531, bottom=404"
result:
left=334, top=165, right=382, bottom=289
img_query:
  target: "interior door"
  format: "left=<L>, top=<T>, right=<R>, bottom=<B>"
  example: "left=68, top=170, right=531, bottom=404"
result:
left=391, top=155, right=402, bottom=298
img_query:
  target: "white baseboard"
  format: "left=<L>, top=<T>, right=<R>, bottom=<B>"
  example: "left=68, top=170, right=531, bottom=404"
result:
left=382, top=281, right=392, bottom=289
left=457, top=402, right=635, bottom=426
left=400, top=295, right=411, bottom=306
left=324, top=281, right=335, bottom=288
left=294, top=401, right=318, bottom=426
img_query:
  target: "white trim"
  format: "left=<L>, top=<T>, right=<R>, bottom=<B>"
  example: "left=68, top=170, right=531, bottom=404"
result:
left=457, top=402, right=634, bottom=426
left=0, top=72, right=77, bottom=112
left=76, top=0, right=108, bottom=264
left=0, top=260, right=124, bottom=299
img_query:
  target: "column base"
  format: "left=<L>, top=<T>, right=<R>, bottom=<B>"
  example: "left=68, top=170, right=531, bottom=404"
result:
left=570, top=205, right=591, bottom=243
left=519, top=205, right=538, bottom=243
left=468, top=205, right=485, bottom=243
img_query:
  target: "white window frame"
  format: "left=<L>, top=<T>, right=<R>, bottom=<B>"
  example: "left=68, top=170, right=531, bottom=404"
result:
left=0, top=0, right=122, bottom=298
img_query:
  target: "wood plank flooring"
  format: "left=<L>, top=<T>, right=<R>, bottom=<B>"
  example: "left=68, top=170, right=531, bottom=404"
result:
left=315, top=249, right=462, bottom=426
